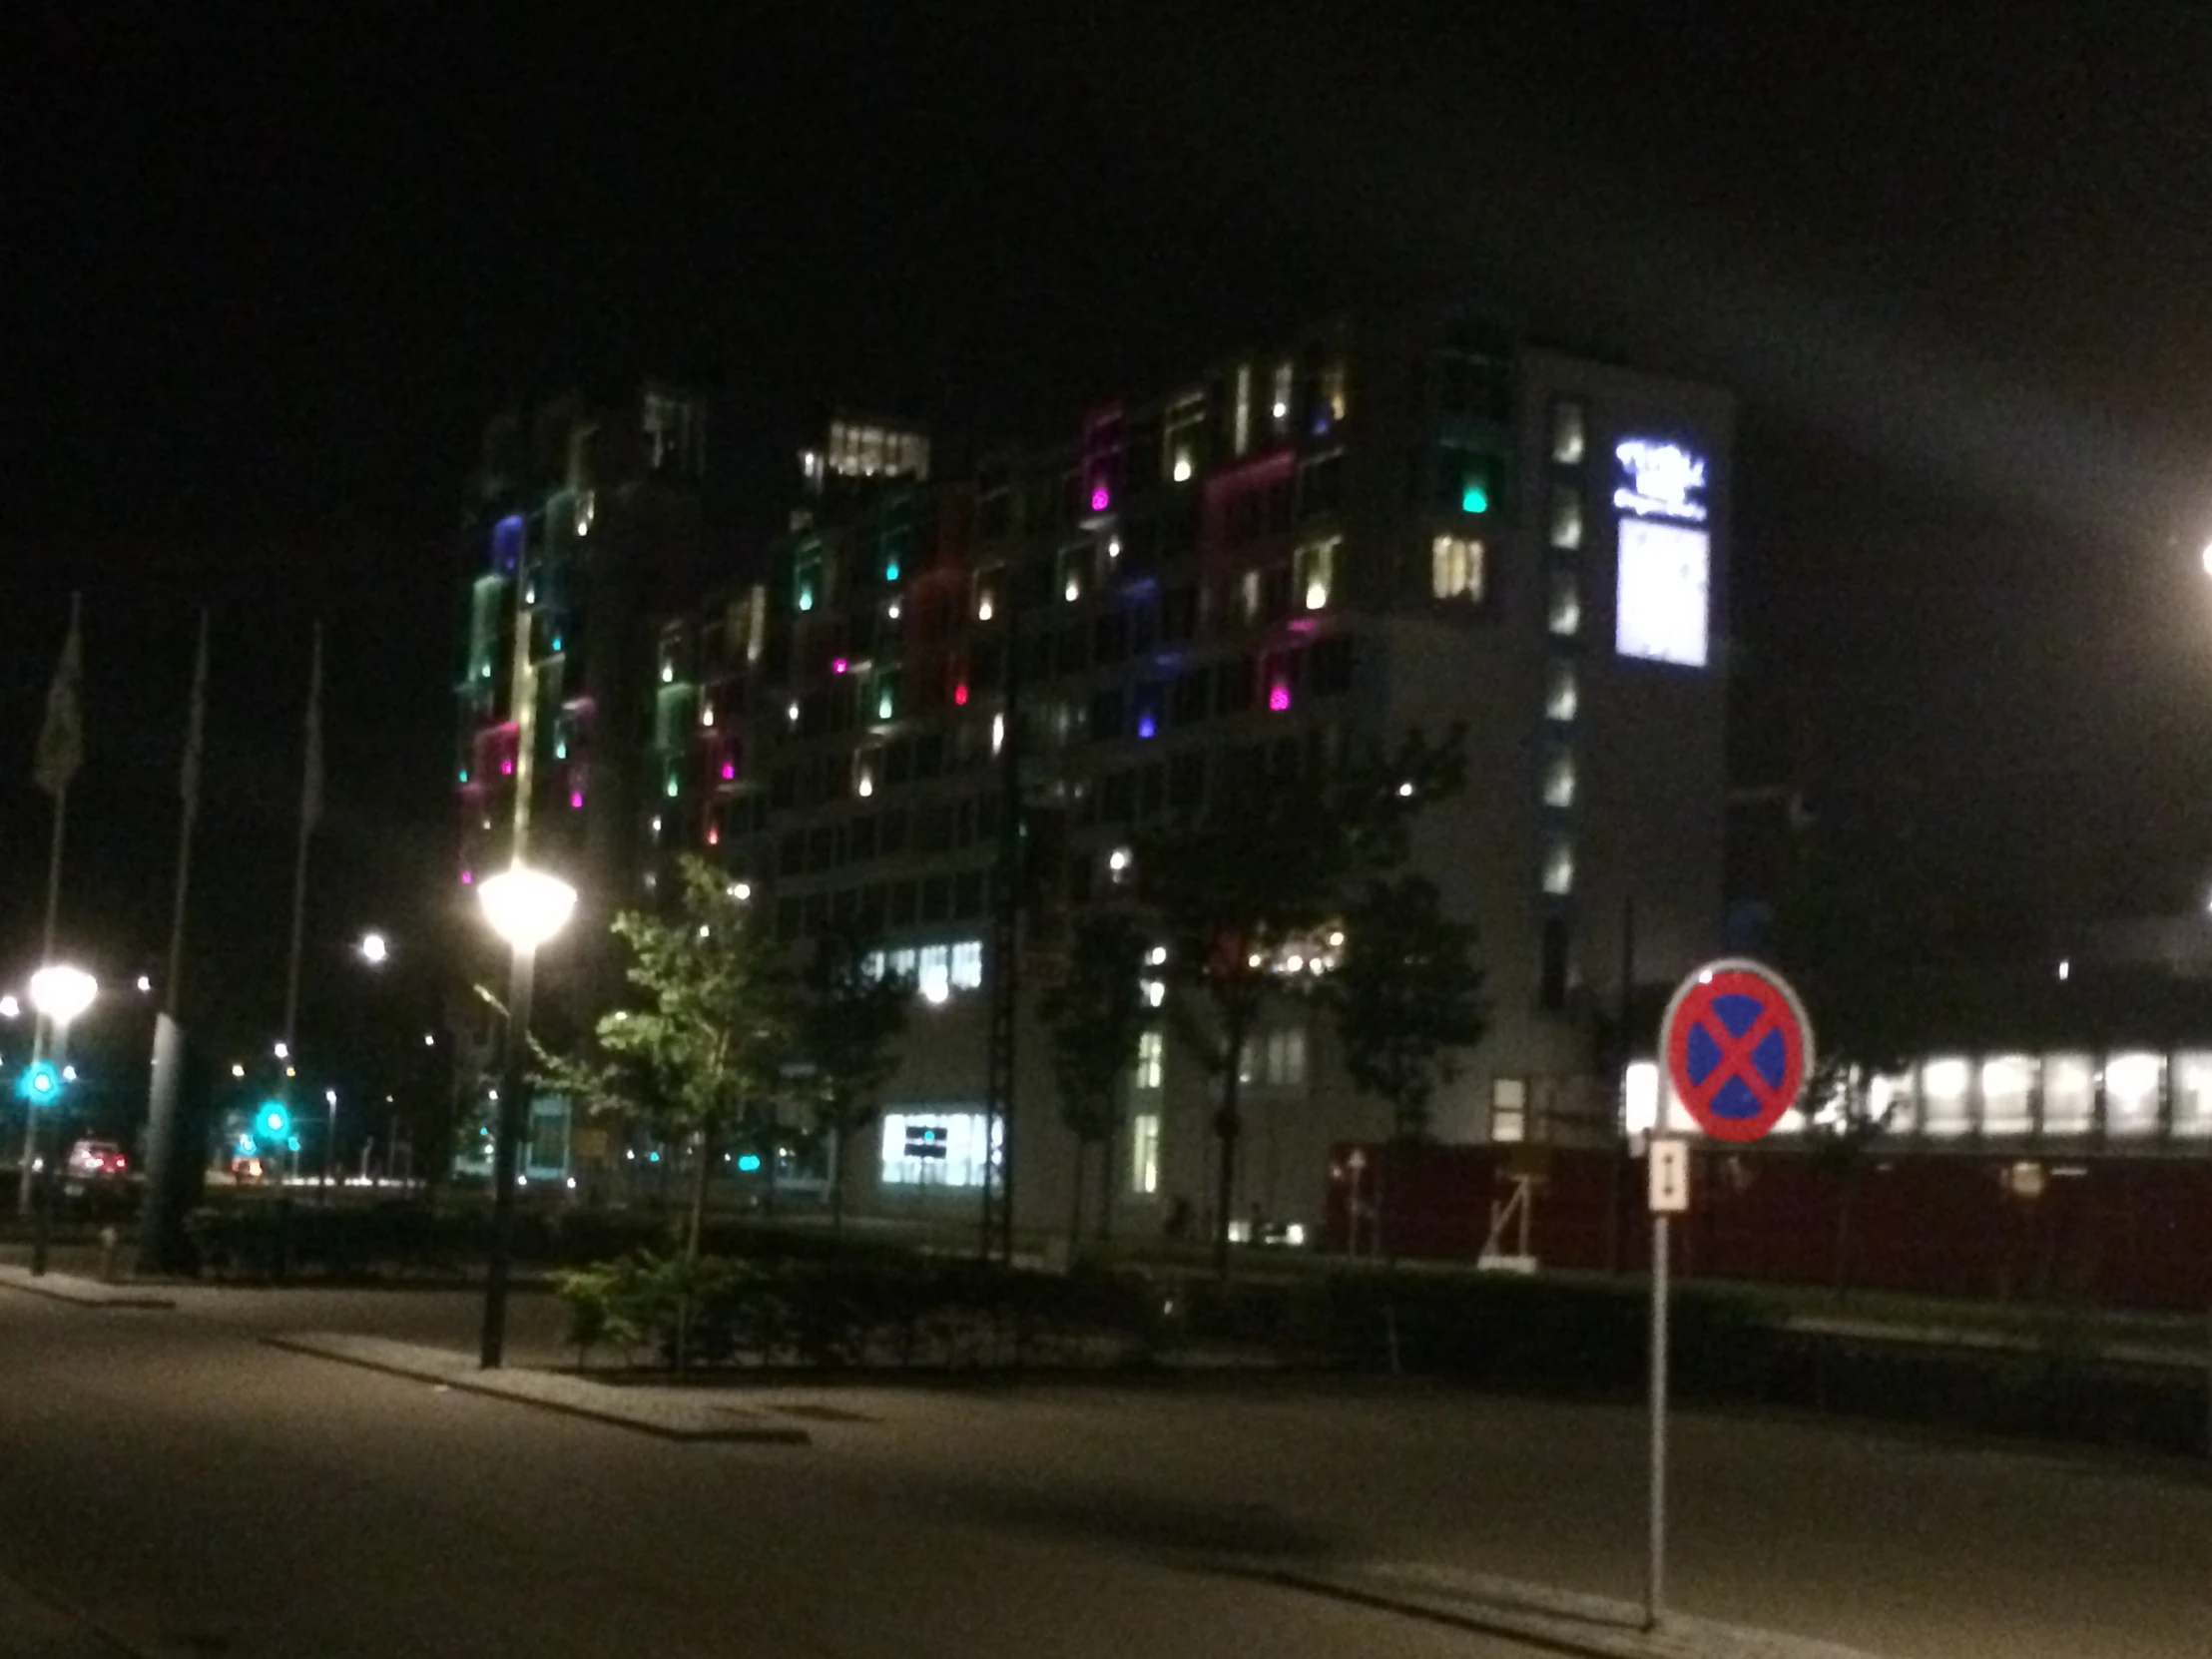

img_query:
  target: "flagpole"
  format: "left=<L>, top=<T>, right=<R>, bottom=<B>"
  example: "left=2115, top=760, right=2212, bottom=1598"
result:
left=282, top=622, right=322, bottom=1051
left=165, top=610, right=209, bottom=1019
left=22, top=592, right=83, bottom=1218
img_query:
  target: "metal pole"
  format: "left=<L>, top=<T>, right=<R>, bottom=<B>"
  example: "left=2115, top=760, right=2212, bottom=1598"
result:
left=323, top=1092, right=336, bottom=1204
left=166, top=609, right=209, bottom=1019
left=480, top=942, right=533, bottom=1369
left=1647, top=1212, right=1670, bottom=1631
left=19, top=786, right=67, bottom=1220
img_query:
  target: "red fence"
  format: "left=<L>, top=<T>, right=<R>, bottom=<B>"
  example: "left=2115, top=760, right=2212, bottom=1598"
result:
left=1325, top=1144, right=2212, bottom=1312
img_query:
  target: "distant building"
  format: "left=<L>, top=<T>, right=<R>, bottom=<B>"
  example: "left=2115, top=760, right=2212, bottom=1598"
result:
left=609, top=303, right=1734, bottom=1233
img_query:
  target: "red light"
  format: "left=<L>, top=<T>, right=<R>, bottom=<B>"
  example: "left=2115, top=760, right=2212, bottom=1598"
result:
left=954, top=684, right=969, bottom=706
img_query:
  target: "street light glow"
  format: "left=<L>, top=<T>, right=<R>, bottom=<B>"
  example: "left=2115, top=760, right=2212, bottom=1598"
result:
left=28, top=965, right=97, bottom=1026
left=477, top=864, right=579, bottom=952
left=136, top=974, right=152, bottom=993
left=274, top=1040, right=289, bottom=1060
left=359, top=930, right=389, bottom=965
left=0, top=994, right=17, bottom=1019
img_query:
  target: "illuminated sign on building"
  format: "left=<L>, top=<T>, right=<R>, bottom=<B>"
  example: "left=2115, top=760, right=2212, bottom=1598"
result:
left=1612, top=439, right=1709, bottom=524
left=1613, top=436, right=1711, bottom=668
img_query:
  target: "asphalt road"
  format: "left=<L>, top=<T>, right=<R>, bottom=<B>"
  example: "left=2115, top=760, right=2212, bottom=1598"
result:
left=2, top=1280, right=2209, bottom=1658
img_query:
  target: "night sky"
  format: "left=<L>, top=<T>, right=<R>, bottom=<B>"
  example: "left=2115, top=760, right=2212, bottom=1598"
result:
left=9, top=3, right=2212, bottom=1065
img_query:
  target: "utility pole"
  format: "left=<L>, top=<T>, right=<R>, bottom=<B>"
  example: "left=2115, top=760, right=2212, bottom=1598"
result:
left=981, top=572, right=1022, bottom=1265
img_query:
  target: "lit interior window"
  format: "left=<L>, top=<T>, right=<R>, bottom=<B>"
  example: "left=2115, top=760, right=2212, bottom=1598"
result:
left=1551, top=400, right=1587, bottom=466
left=1129, top=1112, right=1161, bottom=1194
left=1296, top=538, right=1336, bottom=610
left=1921, top=1057, right=1970, bottom=1137
left=1431, top=535, right=1484, bottom=602
left=1615, top=518, right=1710, bottom=668
left=1135, top=1030, right=1165, bottom=1090
left=950, top=940, right=984, bottom=989
left=1542, top=753, right=1575, bottom=810
left=2106, top=1052, right=2164, bottom=1136
left=1550, top=487, right=1583, bottom=550
left=879, top=1110, right=996, bottom=1189
left=1545, top=661, right=1579, bottom=722
left=1541, top=837, right=1575, bottom=896
left=1232, top=363, right=1253, bottom=455
left=1171, top=449, right=1194, bottom=483
left=1548, top=571, right=1582, bottom=637
left=1271, top=360, right=1294, bottom=427
left=918, top=945, right=952, bottom=1004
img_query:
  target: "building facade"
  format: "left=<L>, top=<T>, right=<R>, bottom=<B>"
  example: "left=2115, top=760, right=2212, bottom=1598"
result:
left=460, top=310, right=1734, bottom=1234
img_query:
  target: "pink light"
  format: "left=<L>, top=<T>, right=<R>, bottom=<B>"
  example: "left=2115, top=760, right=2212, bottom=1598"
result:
left=707, top=826, right=720, bottom=846
left=953, top=684, right=969, bottom=706
left=500, top=759, right=513, bottom=776
left=570, top=792, right=584, bottom=810
left=460, top=869, right=474, bottom=884
left=831, top=657, right=848, bottom=675
left=721, top=763, right=735, bottom=781
left=1089, top=485, right=1110, bottom=512
left=1268, top=685, right=1292, bottom=713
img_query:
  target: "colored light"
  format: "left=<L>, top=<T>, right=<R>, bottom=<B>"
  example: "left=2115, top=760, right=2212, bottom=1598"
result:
left=666, top=776, right=679, bottom=797
left=1137, top=715, right=1156, bottom=740
left=831, top=657, right=847, bottom=674
left=798, top=590, right=815, bottom=612
left=885, top=561, right=900, bottom=581
left=1268, top=685, right=1292, bottom=712
left=1090, top=485, right=1110, bottom=512
left=570, top=791, right=584, bottom=809
left=458, top=769, right=469, bottom=784
left=707, top=826, right=720, bottom=845
left=554, top=742, right=567, bottom=760
left=1461, top=480, right=1489, bottom=513
left=16, top=1062, right=61, bottom=1105
left=738, top=1153, right=762, bottom=1173
left=953, top=684, right=968, bottom=706
left=460, top=869, right=474, bottom=884
left=550, top=636, right=562, bottom=651
left=500, top=759, right=514, bottom=775
left=720, top=763, right=735, bottom=781
left=877, top=692, right=893, bottom=720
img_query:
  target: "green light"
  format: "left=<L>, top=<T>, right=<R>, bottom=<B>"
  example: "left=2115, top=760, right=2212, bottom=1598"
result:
left=798, top=588, right=815, bottom=612
left=458, top=768, right=469, bottom=784
left=550, top=635, right=562, bottom=652
left=877, top=693, right=893, bottom=720
left=554, top=742, right=567, bottom=761
left=666, top=776, right=679, bottom=797
left=1461, top=479, right=1489, bottom=514
left=885, top=561, right=899, bottom=582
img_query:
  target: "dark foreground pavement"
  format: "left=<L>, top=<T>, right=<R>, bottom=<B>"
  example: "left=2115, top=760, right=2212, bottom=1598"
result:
left=2, top=1281, right=2209, bottom=1658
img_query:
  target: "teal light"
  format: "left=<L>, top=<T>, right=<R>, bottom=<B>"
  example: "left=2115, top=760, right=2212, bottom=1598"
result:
left=554, top=741, right=567, bottom=761
left=458, top=768, right=469, bottom=784
left=666, top=775, right=679, bottom=798
left=1461, top=478, right=1489, bottom=514
left=257, top=1101, right=291, bottom=1141
left=884, top=561, right=900, bottom=582
left=738, top=1153, right=762, bottom=1173
left=798, top=588, right=815, bottom=612
left=877, top=692, right=894, bottom=721
left=15, top=1061, right=60, bottom=1106
left=550, top=635, right=563, bottom=652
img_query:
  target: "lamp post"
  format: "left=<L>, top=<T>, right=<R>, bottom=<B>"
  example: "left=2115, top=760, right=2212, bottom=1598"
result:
left=474, top=864, right=576, bottom=1369
left=27, top=965, right=96, bottom=1278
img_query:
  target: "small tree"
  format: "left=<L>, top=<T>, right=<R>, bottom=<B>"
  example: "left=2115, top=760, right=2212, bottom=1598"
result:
left=1135, top=727, right=1465, bottom=1277
left=793, top=924, right=911, bottom=1231
left=1326, top=874, right=1488, bottom=1143
left=1038, top=909, right=1152, bottom=1255
left=537, top=856, right=792, bottom=1362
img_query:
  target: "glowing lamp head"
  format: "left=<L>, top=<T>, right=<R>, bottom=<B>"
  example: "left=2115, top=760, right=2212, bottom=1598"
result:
left=359, top=931, right=388, bottom=966
left=28, top=965, right=97, bottom=1027
left=258, top=1101, right=291, bottom=1140
left=476, top=864, right=580, bottom=953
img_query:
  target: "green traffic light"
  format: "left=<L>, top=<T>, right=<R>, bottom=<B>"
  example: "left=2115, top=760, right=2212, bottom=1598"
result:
left=258, top=1100, right=291, bottom=1141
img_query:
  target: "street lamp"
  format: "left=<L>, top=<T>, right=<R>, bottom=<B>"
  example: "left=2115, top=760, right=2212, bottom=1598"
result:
left=358, top=930, right=388, bottom=966
left=25, top=965, right=96, bottom=1276
left=474, top=863, right=577, bottom=1369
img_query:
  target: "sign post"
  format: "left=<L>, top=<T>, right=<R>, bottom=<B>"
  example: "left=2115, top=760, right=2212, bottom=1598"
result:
left=1647, top=958, right=1812, bottom=1631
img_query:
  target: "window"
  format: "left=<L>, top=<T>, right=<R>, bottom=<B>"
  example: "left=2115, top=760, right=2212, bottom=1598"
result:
left=1165, top=392, right=1206, bottom=482
left=1545, top=660, right=1578, bottom=722
left=1548, top=571, right=1582, bottom=637
left=1980, top=1055, right=2035, bottom=1137
left=1295, top=538, right=1337, bottom=610
left=1161, top=584, right=1200, bottom=643
left=794, top=552, right=824, bottom=614
left=1088, top=688, right=1125, bottom=744
left=1298, top=451, right=1345, bottom=519
left=1271, top=360, right=1294, bottom=432
left=1129, top=1111, right=1161, bottom=1195
left=1551, top=399, right=1587, bottom=466
left=2041, top=1053, right=2094, bottom=1135
left=1135, top=1030, right=1164, bottom=1091
left=950, top=939, right=984, bottom=990
left=1550, top=486, right=1583, bottom=550
left=1168, top=750, right=1207, bottom=810
left=1320, top=357, right=1348, bottom=428
left=1491, top=1078, right=1527, bottom=1143
left=1541, top=836, right=1575, bottom=896
left=1231, top=363, right=1253, bottom=456
left=1242, top=1026, right=1308, bottom=1087
left=1542, top=751, right=1576, bottom=810
left=917, top=945, right=952, bottom=1003
left=1132, top=683, right=1163, bottom=740
left=973, top=564, right=1004, bottom=622
left=2106, top=1052, right=2164, bottom=1137
left=1435, top=446, right=1497, bottom=515
left=1431, top=535, right=1484, bottom=602
left=1215, top=657, right=1254, bottom=714
left=852, top=746, right=881, bottom=799
left=879, top=1110, right=997, bottom=1189
left=1236, top=569, right=1262, bottom=625
left=1059, top=546, right=1087, bottom=605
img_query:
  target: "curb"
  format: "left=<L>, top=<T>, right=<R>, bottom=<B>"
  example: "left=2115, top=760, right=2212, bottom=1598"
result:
left=0, top=1267, right=175, bottom=1310
left=263, top=1334, right=812, bottom=1445
left=1207, top=1558, right=1893, bottom=1659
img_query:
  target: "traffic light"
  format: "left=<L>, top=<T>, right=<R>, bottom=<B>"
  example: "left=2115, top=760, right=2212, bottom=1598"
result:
left=14, top=1061, right=62, bottom=1107
left=255, top=1099, right=291, bottom=1143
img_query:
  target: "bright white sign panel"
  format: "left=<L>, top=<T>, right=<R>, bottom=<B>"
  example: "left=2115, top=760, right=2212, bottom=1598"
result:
left=1615, top=518, right=1710, bottom=667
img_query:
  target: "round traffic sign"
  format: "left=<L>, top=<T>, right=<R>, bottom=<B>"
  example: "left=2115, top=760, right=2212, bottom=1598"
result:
left=1659, top=958, right=1814, bottom=1143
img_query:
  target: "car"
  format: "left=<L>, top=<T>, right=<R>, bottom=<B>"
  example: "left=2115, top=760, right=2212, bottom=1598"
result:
left=65, top=1139, right=128, bottom=1181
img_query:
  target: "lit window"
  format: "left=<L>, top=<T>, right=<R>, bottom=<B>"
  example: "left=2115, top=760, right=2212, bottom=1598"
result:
left=1981, top=1054, right=2035, bottom=1137
left=2041, top=1053, right=2094, bottom=1135
left=1271, top=1027, right=1308, bottom=1087
left=1271, top=360, right=1294, bottom=428
left=1431, top=535, right=1484, bottom=602
left=1542, top=752, right=1575, bottom=810
left=852, top=748, right=879, bottom=799
left=974, top=566, right=1002, bottom=623
left=1493, top=1077, right=1529, bottom=1142
left=950, top=939, right=984, bottom=990
left=917, top=945, right=951, bottom=1004
left=1321, top=358, right=1348, bottom=426
left=1238, top=569, right=1263, bottom=624
left=1545, top=661, right=1578, bottom=722
left=879, top=1110, right=997, bottom=1189
left=1060, top=547, right=1086, bottom=605
left=1551, top=399, right=1587, bottom=466
left=1548, top=571, right=1581, bottom=637
left=1166, top=392, right=1206, bottom=481
left=1550, top=486, right=1583, bottom=550
left=2106, top=1052, right=2164, bottom=1137
left=1142, top=978, right=1166, bottom=1008
left=1295, top=538, right=1336, bottom=611
left=1922, top=1057, right=1971, bottom=1137
left=795, top=555, right=822, bottom=614
left=889, top=946, right=920, bottom=982
left=1135, top=1030, right=1164, bottom=1091
left=1541, top=837, right=1575, bottom=896
left=1130, top=1111, right=1161, bottom=1194
left=1232, top=364, right=1253, bottom=455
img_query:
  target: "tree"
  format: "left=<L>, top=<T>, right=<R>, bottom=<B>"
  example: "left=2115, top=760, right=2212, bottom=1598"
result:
left=1134, top=726, right=1466, bottom=1277
left=791, top=924, right=911, bottom=1230
left=1325, top=874, right=1488, bottom=1143
left=537, top=856, right=793, bottom=1361
left=1038, top=908, right=1152, bottom=1255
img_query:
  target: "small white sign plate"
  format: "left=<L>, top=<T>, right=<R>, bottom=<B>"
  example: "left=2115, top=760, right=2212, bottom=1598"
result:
left=1648, top=1137, right=1690, bottom=1215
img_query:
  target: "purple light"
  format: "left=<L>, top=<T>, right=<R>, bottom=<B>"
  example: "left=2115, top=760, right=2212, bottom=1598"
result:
left=570, top=792, right=584, bottom=810
left=500, top=759, right=514, bottom=776
left=1090, top=485, right=1110, bottom=512
left=831, top=657, right=848, bottom=675
left=460, top=869, right=474, bottom=884
left=1268, top=685, right=1292, bottom=713
left=1137, top=715, right=1157, bottom=740
left=721, top=763, right=736, bottom=781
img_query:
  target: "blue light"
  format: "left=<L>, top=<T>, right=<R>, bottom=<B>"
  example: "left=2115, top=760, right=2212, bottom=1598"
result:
left=1137, top=715, right=1157, bottom=740
left=492, top=514, right=525, bottom=573
left=737, top=1153, right=762, bottom=1173
left=884, top=561, right=900, bottom=582
left=1461, top=479, right=1489, bottom=514
left=648, top=1151, right=660, bottom=1163
left=14, top=1061, right=61, bottom=1106
left=257, top=1101, right=291, bottom=1141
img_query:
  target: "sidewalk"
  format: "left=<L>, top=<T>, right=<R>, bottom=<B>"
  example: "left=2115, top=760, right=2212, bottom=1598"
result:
left=0, top=1267, right=174, bottom=1309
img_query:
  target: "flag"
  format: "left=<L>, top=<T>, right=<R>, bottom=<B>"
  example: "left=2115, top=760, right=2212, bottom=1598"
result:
left=300, top=623, right=323, bottom=833
left=33, top=593, right=83, bottom=798
left=179, top=610, right=209, bottom=811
